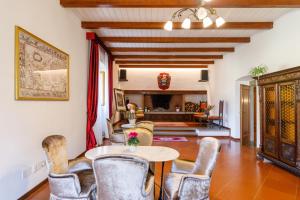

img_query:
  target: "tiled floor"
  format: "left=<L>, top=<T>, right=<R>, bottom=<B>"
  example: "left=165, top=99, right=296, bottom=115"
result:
left=25, top=136, right=300, bottom=200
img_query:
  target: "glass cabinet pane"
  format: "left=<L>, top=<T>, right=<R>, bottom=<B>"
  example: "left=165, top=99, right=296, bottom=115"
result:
left=265, top=87, right=276, bottom=137
left=263, top=85, right=278, bottom=157
left=279, top=83, right=296, bottom=144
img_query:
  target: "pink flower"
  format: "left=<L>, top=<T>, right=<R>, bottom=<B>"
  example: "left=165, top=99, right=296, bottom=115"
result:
left=128, top=131, right=138, bottom=139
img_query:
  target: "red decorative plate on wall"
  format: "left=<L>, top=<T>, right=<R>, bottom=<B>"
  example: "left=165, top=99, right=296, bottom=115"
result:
left=157, top=72, right=171, bottom=90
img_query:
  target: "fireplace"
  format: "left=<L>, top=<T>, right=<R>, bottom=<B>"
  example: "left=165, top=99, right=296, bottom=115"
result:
left=151, top=94, right=171, bottom=111
left=145, top=94, right=183, bottom=112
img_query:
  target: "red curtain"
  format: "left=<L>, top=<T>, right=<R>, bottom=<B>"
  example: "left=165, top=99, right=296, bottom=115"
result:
left=86, top=40, right=99, bottom=150
left=108, top=54, right=113, bottom=118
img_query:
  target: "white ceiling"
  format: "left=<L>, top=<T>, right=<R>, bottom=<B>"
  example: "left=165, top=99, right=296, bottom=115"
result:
left=98, top=29, right=261, bottom=37
left=70, top=8, right=292, bottom=59
left=71, top=8, right=291, bottom=22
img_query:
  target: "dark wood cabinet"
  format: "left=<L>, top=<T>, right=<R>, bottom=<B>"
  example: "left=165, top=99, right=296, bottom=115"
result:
left=258, top=66, right=300, bottom=175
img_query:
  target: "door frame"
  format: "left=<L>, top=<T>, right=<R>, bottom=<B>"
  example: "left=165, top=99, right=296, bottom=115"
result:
left=240, top=84, right=251, bottom=146
left=253, top=85, right=257, bottom=147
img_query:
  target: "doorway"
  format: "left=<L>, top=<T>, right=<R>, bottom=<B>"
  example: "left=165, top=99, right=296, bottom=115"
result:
left=240, top=84, right=251, bottom=146
left=240, top=83, right=257, bottom=147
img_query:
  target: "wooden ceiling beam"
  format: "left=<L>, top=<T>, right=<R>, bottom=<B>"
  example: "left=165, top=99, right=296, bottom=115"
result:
left=110, top=47, right=234, bottom=52
left=114, top=55, right=223, bottom=59
left=119, top=65, right=208, bottom=68
left=116, top=60, right=215, bottom=65
left=61, top=0, right=300, bottom=8
left=82, top=22, right=273, bottom=30
left=102, top=37, right=250, bottom=43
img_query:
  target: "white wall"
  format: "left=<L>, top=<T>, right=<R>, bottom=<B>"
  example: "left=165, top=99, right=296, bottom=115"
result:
left=211, top=10, right=300, bottom=141
left=0, top=0, right=88, bottom=199
left=118, top=67, right=213, bottom=103
left=119, top=67, right=211, bottom=90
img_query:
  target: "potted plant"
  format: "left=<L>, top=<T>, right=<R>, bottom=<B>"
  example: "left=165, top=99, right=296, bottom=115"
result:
left=249, top=64, right=268, bottom=79
left=127, top=131, right=140, bottom=152
left=127, top=109, right=136, bottom=125
left=127, top=103, right=137, bottom=125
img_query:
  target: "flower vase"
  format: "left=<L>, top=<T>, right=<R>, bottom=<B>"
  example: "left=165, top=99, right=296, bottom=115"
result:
left=129, top=119, right=136, bottom=125
left=128, top=145, right=137, bottom=152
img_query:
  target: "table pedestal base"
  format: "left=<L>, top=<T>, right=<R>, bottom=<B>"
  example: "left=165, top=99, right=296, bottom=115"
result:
left=158, top=162, right=165, bottom=200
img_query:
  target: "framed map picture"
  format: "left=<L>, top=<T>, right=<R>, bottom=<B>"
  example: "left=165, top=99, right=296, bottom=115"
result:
left=15, top=26, right=69, bottom=100
left=114, top=88, right=126, bottom=111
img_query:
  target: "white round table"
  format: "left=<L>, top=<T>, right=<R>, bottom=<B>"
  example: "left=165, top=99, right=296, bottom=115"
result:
left=120, top=123, right=136, bottom=129
left=85, top=146, right=179, bottom=200
left=85, top=145, right=179, bottom=162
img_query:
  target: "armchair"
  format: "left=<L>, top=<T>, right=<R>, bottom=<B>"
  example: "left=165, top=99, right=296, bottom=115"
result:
left=136, top=121, right=155, bottom=132
left=123, top=127, right=153, bottom=146
left=42, top=135, right=96, bottom=200
left=106, top=118, right=126, bottom=145
left=164, top=173, right=210, bottom=200
left=164, top=137, right=220, bottom=200
left=93, top=154, right=154, bottom=200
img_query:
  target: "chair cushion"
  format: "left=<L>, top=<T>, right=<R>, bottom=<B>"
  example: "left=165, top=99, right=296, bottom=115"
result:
left=164, top=173, right=184, bottom=199
left=76, top=170, right=96, bottom=197
left=111, top=132, right=125, bottom=143
left=171, top=159, right=195, bottom=174
left=68, top=157, right=92, bottom=173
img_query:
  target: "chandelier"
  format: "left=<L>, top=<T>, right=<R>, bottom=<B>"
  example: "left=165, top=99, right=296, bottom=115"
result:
left=164, top=0, right=225, bottom=31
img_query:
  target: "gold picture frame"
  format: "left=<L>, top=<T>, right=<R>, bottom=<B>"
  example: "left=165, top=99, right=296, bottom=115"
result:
left=114, top=88, right=126, bottom=111
left=15, top=26, right=70, bottom=100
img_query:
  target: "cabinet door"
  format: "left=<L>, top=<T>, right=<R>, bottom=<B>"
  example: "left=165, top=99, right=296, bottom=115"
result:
left=262, top=85, right=278, bottom=158
left=278, top=82, right=296, bottom=165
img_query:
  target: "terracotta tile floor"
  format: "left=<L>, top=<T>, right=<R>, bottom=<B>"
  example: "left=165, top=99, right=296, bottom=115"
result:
left=25, top=137, right=300, bottom=200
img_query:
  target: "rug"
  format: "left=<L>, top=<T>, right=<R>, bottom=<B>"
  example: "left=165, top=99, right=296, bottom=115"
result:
left=153, top=136, right=188, bottom=142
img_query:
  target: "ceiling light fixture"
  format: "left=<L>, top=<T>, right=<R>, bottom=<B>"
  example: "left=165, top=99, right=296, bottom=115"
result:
left=164, top=20, right=173, bottom=31
left=203, top=16, right=213, bottom=28
left=164, top=0, right=225, bottom=31
left=182, top=18, right=191, bottom=29
left=216, top=16, right=226, bottom=27
left=196, top=7, right=208, bottom=20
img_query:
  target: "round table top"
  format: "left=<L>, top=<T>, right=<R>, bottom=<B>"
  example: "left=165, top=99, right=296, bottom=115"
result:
left=121, top=123, right=136, bottom=129
left=85, top=145, right=180, bottom=162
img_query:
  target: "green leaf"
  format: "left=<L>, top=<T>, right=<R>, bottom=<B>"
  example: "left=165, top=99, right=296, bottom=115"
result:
left=249, top=64, right=268, bottom=77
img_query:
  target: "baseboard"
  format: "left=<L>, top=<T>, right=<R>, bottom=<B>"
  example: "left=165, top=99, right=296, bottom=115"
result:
left=230, top=136, right=240, bottom=141
left=18, top=151, right=86, bottom=199
left=211, top=122, right=231, bottom=130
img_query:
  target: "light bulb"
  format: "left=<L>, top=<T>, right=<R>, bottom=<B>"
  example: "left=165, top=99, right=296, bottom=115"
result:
left=203, top=17, right=213, bottom=28
left=164, top=20, right=173, bottom=31
left=216, top=16, right=226, bottom=27
left=196, top=7, right=208, bottom=20
left=182, top=18, right=191, bottom=29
